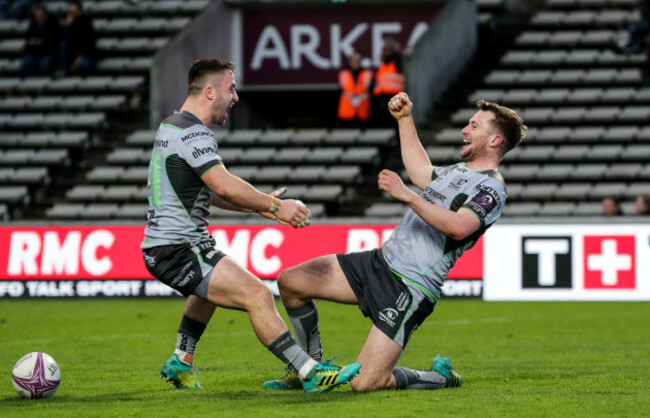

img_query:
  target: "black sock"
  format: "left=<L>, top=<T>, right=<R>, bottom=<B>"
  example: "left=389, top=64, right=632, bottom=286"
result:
left=392, top=367, right=447, bottom=390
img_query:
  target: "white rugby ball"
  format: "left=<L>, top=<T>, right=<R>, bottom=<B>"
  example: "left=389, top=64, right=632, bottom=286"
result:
left=11, top=352, right=61, bottom=399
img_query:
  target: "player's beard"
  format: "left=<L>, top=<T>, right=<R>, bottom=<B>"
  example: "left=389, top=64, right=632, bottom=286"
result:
left=461, top=143, right=487, bottom=163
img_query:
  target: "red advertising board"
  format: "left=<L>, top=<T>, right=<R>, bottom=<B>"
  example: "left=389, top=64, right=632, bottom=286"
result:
left=240, top=5, right=442, bottom=87
left=0, top=225, right=481, bottom=281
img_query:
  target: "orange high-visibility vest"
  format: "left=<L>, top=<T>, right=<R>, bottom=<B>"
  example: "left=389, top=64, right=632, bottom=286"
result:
left=337, top=69, right=373, bottom=120
left=372, top=61, right=404, bottom=96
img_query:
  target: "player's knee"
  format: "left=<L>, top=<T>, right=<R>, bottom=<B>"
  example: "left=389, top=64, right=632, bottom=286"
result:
left=277, top=268, right=298, bottom=297
left=243, top=280, right=275, bottom=311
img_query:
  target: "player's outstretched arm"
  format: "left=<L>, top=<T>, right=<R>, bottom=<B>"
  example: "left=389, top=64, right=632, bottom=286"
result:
left=378, top=169, right=480, bottom=240
left=202, top=165, right=309, bottom=228
left=389, top=93, right=436, bottom=190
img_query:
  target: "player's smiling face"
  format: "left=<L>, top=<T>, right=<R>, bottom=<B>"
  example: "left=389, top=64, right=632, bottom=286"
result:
left=460, top=110, right=496, bottom=162
left=209, top=70, right=239, bottom=126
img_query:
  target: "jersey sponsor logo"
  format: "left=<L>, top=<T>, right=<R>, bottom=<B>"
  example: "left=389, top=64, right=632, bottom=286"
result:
left=154, top=139, right=168, bottom=148
left=583, top=235, right=635, bottom=289
left=396, top=292, right=410, bottom=311
left=192, top=146, right=217, bottom=159
left=378, top=307, right=399, bottom=327
left=181, top=131, right=214, bottom=142
left=423, top=186, right=446, bottom=203
left=475, top=183, right=503, bottom=206
left=521, top=236, right=572, bottom=288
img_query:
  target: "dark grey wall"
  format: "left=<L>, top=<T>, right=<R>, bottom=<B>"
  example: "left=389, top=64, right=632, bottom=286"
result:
left=404, top=0, right=477, bottom=125
left=150, top=0, right=233, bottom=127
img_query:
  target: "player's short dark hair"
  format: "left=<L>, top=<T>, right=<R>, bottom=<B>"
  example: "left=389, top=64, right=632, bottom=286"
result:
left=476, top=100, right=527, bottom=155
left=187, top=59, right=235, bottom=96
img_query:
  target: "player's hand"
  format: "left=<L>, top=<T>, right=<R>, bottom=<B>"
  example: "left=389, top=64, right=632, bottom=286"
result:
left=258, top=187, right=290, bottom=224
left=277, top=199, right=311, bottom=228
left=378, top=169, right=417, bottom=203
left=388, top=92, right=412, bottom=121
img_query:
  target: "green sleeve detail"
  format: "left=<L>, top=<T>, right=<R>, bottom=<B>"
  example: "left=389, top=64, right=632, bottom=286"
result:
left=160, top=123, right=183, bottom=130
left=461, top=204, right=486, bottom=229
left=389, top=267, right=438, bottom=302
left=200, top=163, right=223, bottom=179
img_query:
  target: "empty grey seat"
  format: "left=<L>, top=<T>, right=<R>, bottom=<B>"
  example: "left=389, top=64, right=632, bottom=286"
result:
left=229, top=165, right=258, bottom=179
left=516, top=32, right=550, bottom=46
left=0, top=149, right=34, bottom=165
left=619, top=106, right=650, bottom=122
left=218, top=147, right=243, bottom=164
left=605, top=163, right=643, bottom=180
left=556, top=183, right=593, bottom=199
left=291, top=129, right=326, bottom=146
left=305, top=147, right=344, bottom=163
left=574, top=202, right=603, bottom=216
left=521, top=107, right=554, bottom=123
left=568, top=88, right=602, bottom=103
left=503, top=202, right=541, bottom=216
left=502, top=51, right=539, bottom=66
left=259, top=129, right=294, bottom=145
left=292, top=166, right=326, bottom=182
left=107, top=148, right=144, bottom=164
left=553, top=69, right=585, bottom=84
left=572, top=126, right=604, bottom=142
left=272, top=147, right=310, bottom=163
left=126, top=130, right=155, bottom=146
left=323, top=166, right=361, bottom=183
left=358, top=129, right=395, bottom=145
left=451, top=109, right=476, bottom=123
left=103, top=185, right=141, bottom=201
left=517, top=145, right=555, bottom=162
left=365, top=203, right=407, bottom=217
left=537, top=164, right=574, bottom=180
left=426, top=146, right=461, bottom=163
left=586, top=145, right=623, bottom=160
left=536, top=88, right=570, bottom=104
left=554, top=145, right=590, bottom=162
left=539, top=202, right=576, bottom=216
left=601, top=87, right=636, bottom=103
left=583, top=69, right=617, bottom=84
left=621, top=145, right=650, bottom=161
left=326, top=129, right=361, bottom=145
left=115, top=203, right=149, bottom=219
left=240, top=147, right=276, bottom=164
left=537, top=127, right=572, bottom=142
left=519, top=70, right=553, bottom=85
left=602, top=126, right=638, bottom=142
left=67, top=185, right=104, bottom=201
left=122, top=166, right=149, bottom=183
left=590, top=182, right=629, bottom=199
left=45, top=203, right=85, bottom=219
left=549, top=31, right=582, bottom=46
left=226, top=130, right=260, bottom=145
left=81, top=203, right=119, bottom=219
left=469, top=89, right=504, bottom=103
left=341, top=147, right=379, bottom=163
left=484, top=70, right=520, bottom=85
left=570, top=163, right=607, bottom=180
left=627, top=183, right=650, bottom=197
left=523, top=183, right=558, bottom=199
left=0, top=186, right=28, bottom=204
left=256, top=166, right=292, bottom=182
left=11, top=167, right=48, bottom=184
left=305, top=185, right=343, bottom=202
left=111, top=76, right=145, bottom=91
left=87, top=166, right=124, bottom=182
left=500, top=164, right=539, bottom=181
left=434, top=128, right=461, bottom=144
left=505, top=184, right=525, bottom=199
left=503, top=89, right=537, bottom=104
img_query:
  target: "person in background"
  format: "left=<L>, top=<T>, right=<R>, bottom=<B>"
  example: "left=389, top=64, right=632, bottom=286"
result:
left=602, top=196, right=624, bottom=216
left=372, top=37, right=404, bottom=127
left=337, top=51, right=373, bottom=126
left=616, top=0, right=650, bottom=54
left=634, top=194, right=650, bottom=215
left=57, top=0, right=96, bottom=76
left=20, top=3, right=59, bottom=76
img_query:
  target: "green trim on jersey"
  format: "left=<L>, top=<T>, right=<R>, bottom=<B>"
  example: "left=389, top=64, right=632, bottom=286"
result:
left=152, top=151, right=162, bottom=207
left=160, top=123, right=183, bottom=130
left=389, top=267, right=438, bottom=302
left=164, top=153, right=197, bottom=222
left=200, top=163, right=223, bottom=179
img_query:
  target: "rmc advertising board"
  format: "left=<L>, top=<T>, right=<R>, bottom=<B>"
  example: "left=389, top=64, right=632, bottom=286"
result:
left=0, top=225, right=482, bottom=299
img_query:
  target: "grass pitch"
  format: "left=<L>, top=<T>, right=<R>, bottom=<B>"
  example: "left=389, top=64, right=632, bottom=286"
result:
left=0, top=298, right=648, bottom=417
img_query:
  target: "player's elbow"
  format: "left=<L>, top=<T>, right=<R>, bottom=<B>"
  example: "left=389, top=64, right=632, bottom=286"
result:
left=446, top=226, right=473, bottom=242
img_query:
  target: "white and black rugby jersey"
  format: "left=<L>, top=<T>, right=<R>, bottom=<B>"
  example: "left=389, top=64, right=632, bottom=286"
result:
left=382, top=162, right=507, bottom=301
left=142, top=111, right=222, bottom=249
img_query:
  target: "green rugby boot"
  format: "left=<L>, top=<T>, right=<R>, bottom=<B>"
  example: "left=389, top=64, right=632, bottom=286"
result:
left=262, top=368, right=303, bottom=390
left=431, top=355, right=462, bottom=388
left=301, top=358, right=361, bottom=393
left=160, top=354, right=202, bottom=389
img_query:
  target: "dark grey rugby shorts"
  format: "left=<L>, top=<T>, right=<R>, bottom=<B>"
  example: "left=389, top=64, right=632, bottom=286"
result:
left=336, top=248, right=435, bottom=348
